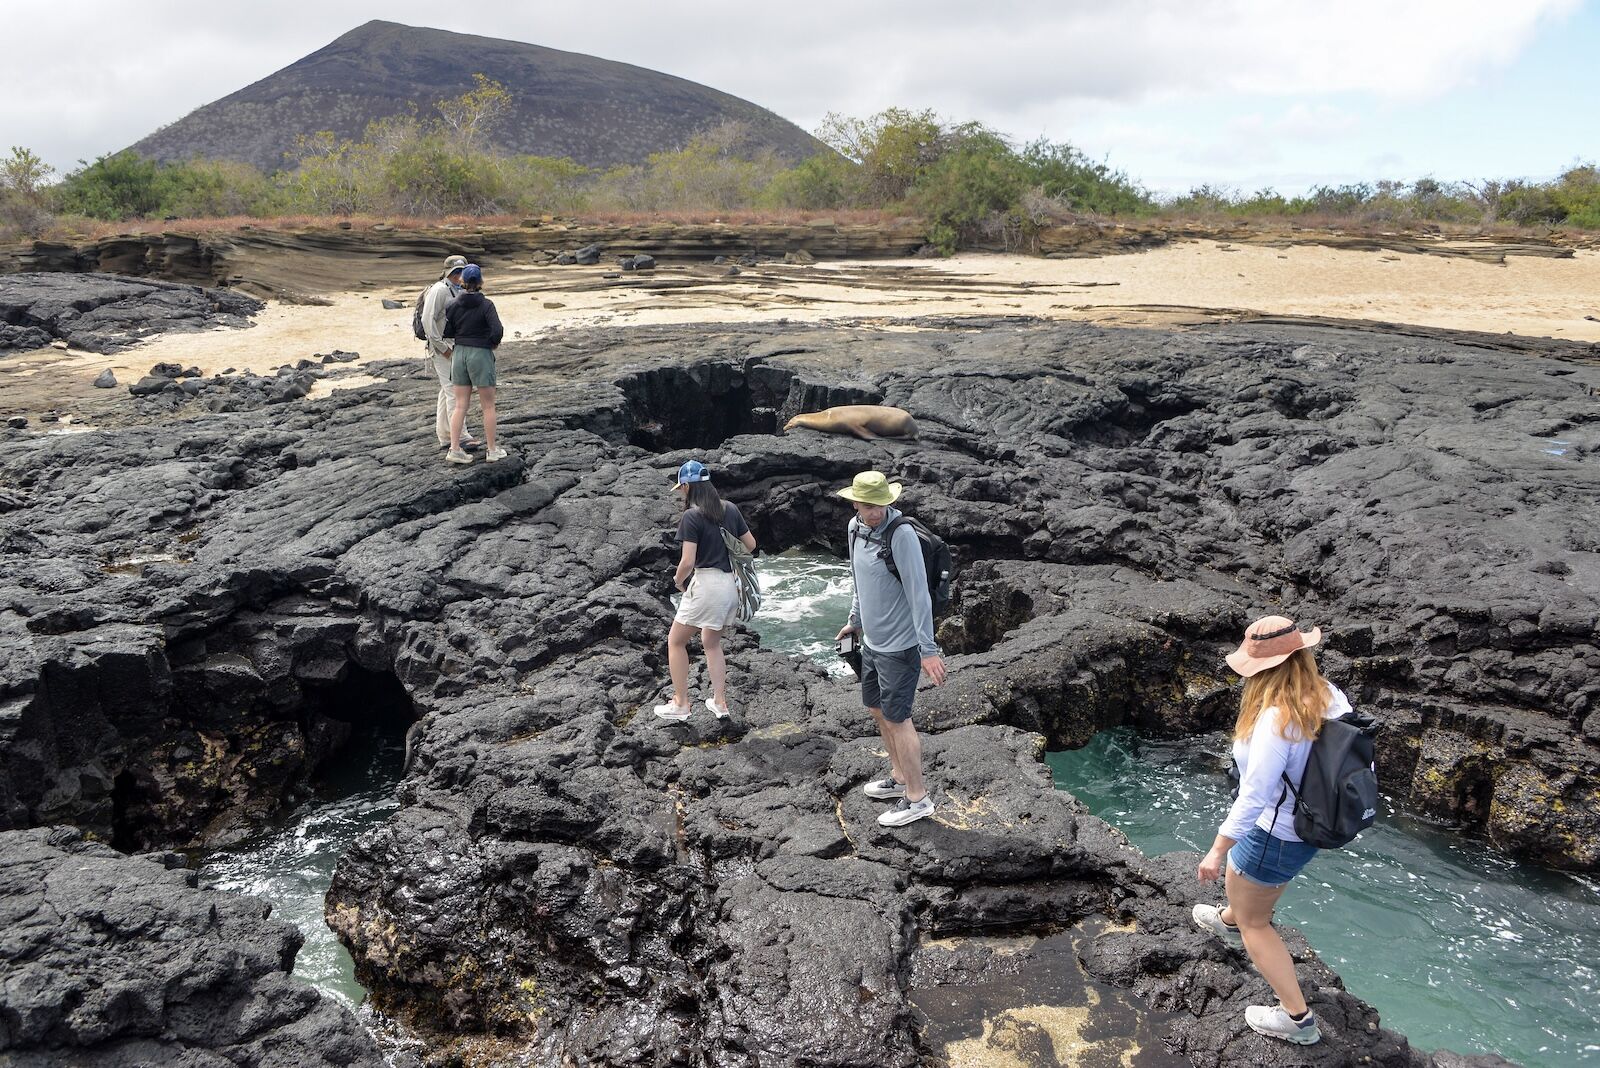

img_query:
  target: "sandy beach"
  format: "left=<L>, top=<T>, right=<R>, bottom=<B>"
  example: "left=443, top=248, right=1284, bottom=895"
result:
left=5, top=239, right=1599, bottom=422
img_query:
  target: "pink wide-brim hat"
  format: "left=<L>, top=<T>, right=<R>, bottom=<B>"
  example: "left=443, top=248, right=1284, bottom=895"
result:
left=1225, top=615, right=1322, bottom=677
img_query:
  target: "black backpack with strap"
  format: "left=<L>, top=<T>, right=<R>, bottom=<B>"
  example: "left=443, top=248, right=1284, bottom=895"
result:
left=1269, top=710, right=1381, bottom=849
left=859, top=514, right=953, bottom=615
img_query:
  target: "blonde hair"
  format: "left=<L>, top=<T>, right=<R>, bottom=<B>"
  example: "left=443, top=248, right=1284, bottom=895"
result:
left=1235, top=648, right=1331, bottom=743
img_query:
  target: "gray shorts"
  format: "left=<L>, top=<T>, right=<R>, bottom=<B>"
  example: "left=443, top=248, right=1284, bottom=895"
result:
left=861, top=644, right=920, bottom=724
left=450, top=345, right=496, bottom=387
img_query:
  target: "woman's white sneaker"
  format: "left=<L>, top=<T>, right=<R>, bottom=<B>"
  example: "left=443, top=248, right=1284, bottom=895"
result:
left=1245, top=1005, right=1321, bottom=1045
left=652, top=702, right=691, bottom=721
left=863, top=777, right=906, bottom=799
left=446, top=448, right=473, bottom=464
left=1192, top=902, right=1244, bottom=947
left=705, top=697, right=730, bottom=719
left=484, top=446, right=508, bottom=462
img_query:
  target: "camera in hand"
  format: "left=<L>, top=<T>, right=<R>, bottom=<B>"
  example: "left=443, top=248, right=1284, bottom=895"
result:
left=836, top=633, right=856, bottom=655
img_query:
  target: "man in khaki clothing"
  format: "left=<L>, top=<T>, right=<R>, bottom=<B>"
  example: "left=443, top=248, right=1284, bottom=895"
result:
left=422, top=255, right=479, bottom=450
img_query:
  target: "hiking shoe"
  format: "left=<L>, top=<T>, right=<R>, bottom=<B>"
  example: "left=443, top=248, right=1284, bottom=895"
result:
left=652, top=701, right=691, bottom=722
left=706, top=697, right=730, bottom=719
left=1245, top=1005, right=1321, bottom=1045
left=445, top=448, right=473, bottom=464
left=1192, top=903, right=1244, bottom=948
left=863, top=778, right=906, bottom=799
left=483, top=446, right=508, bottom=462
left=877, top=795, right=934, bottom=827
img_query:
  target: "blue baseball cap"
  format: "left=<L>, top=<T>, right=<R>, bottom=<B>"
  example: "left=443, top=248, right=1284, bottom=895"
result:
left=674, top=460, right=711, bottom=486
left=461, top=264, right=483, bottom=285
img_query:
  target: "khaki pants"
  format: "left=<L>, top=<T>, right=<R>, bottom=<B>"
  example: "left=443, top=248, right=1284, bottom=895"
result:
left=431, top=351, right=473, bottom=444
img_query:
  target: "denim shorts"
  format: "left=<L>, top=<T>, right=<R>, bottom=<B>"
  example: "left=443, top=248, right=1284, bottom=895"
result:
left=1228, top=826, right=1319, bottom=887
left=861, top=645, right=921, bottom=724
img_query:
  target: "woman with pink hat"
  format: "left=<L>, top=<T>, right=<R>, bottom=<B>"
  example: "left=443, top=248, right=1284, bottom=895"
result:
left=1191, top=615, right=1355, bottom=1047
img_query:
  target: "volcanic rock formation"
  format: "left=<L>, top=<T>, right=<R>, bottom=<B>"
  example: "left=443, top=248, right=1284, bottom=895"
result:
left=1, top=307, right=1593, bottom=1065
left=125, top=20, right=826, bottom=173
left=0, top=273, right=260, bottom=353
left=0, top=826, right=384, bottom=1067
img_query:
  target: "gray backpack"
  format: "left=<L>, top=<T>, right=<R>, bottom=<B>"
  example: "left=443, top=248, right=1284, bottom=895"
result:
left=411, top=286, right=430, bottom=341
left=1274, top=710, right=1380, bottom=849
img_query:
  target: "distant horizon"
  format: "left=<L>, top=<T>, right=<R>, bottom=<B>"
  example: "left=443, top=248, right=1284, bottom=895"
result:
left=6, top=2, right=1596, bottom=197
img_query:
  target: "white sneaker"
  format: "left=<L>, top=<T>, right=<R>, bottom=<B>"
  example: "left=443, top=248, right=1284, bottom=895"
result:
left=1245, top=1004, right=1321, bottom=1045
left=877, top=795, right=934, bottom=827
left=445, top=448, right=473, bottom=464
left=863, top=777, right=906, bottom=799
left=1192, top=903, right=1244, bottom=948
left=652, top=701, right=691, bottom=722
left=484, top=446, right=508, bottom=462
left=706, top=698, right=730, bottom=719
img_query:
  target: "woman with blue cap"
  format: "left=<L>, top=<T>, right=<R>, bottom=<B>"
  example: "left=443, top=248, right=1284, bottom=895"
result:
left=654, top=460, right=757, bottom=722
left=443, top=263, right=506, bottom=465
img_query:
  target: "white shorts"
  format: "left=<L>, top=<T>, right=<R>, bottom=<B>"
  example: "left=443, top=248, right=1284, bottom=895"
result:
left=675, top=568, right=739, bottom=630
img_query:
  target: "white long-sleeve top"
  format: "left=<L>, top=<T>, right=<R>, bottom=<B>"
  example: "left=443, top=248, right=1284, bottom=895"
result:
left=1220, top=683, right=1353, bottom=843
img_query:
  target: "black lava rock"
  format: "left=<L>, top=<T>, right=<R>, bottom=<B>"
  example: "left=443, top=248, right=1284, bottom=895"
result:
left=0, top=827, right=384, bottom=1067
left=0, top=273, right=260, bottom=354
left=0, top=312, right=1593, bottom=1068
left=128, top=375, right=180, bottom=396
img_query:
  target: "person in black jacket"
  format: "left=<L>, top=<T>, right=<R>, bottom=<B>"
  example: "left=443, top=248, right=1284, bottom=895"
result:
left=443, top=264, right=506, bottom=463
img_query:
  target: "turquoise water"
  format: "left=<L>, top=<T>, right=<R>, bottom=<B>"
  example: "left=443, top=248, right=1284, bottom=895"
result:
left=196, top=731, right=403, bottom=1008
left=1048, top=729, right=1600, bottom=1067
left=748, top=549, right=856, bottom=677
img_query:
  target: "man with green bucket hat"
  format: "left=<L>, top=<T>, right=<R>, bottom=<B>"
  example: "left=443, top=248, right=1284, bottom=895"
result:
left=834, top=470, right=947, bottom=828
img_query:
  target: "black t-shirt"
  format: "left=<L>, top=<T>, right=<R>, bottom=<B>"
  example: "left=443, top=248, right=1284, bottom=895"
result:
left=676, top=502, right=750, bottom=572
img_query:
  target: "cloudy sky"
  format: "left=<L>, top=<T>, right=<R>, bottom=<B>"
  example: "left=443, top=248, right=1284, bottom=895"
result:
left=6, top=1, right=1595, bottom=195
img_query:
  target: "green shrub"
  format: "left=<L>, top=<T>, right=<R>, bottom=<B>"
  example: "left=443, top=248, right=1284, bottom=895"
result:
left=383, top=132, right=506, bottom=215
left=279, top=131, right=378, bottom=215
left=155, top=159, right=282, bottom=218
left=0, top=147, right=55, bottom=238
left=760, top=153, right=859, bottom=210
left=590, top=122, right=784, bottom=212
left=502, top=155, right=592, bottom=215
left=911, top=130, right=1027, bottom=254
left=1551, top=164, right=1600, bottom=229
left=816, top=107, right=944, bottom=203
left=1018, top=139, right=1153, bottom=216
left=53, top=151, right=163, bottom=220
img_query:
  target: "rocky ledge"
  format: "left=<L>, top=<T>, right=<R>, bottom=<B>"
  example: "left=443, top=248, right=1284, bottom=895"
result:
left=0, top=272, right=261, bottom=353
left=0, top=826, right=383, bottom=1067
left=2, top=222, right=1580, bottom=302
left=1, top=307, right=1593, bottom=1065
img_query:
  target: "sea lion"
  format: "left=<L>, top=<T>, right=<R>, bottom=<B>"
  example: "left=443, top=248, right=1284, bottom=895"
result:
left=783, top=405, right=918, bottom=441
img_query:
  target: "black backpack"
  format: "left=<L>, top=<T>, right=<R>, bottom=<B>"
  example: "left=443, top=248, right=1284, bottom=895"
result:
left=411, top=285, right=431, bottom=341
left=1270, top=710, right=1380, bottom=849
left=865, top=514, right=953, bottom=615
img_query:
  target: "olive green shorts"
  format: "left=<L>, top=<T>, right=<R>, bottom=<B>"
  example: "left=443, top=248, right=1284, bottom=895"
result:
left=450, top=345, right=496, bottom=387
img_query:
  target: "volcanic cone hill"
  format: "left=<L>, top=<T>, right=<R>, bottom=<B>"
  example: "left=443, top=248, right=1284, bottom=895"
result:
left=125, top=20, right=826, bottom=172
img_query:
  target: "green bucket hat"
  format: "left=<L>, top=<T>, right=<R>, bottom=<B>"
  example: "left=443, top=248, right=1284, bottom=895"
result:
left=835, top=470, right=902, bottom=505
